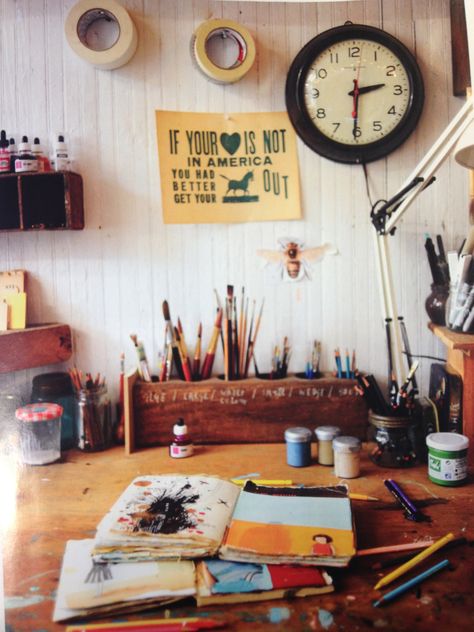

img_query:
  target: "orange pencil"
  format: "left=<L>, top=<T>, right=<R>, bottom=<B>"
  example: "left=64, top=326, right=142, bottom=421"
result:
left=192, top=322, right=202, bottom=380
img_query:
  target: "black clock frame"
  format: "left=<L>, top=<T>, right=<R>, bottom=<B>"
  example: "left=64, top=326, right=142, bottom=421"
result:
left=285, top=23, right=425, bottom=164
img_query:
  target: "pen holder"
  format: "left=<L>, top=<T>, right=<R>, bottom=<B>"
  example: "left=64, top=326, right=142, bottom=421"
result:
left=75, top=385, right=112, bottom=451
left=425, top=283, right=449, bottom=326
left=445, top=282, right=474, bottom=333
left=368, top=410, right=421, bottom=468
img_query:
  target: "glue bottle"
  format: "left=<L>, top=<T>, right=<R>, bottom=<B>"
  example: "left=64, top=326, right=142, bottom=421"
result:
left=169, top=418, right=194, bottom=458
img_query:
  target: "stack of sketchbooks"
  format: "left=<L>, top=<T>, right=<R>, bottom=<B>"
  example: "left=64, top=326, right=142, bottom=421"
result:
left=53, top=475, right=356, bottom=622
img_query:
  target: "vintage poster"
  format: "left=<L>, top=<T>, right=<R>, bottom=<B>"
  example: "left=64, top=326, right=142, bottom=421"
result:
left=155, top=110, right=302, bottom=224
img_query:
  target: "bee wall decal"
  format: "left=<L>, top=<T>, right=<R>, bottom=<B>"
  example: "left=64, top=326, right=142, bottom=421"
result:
left=257, top=237, right=338, bottom=282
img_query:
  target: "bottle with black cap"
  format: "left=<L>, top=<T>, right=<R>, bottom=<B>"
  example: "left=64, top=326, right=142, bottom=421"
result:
left=51, top=133, right=70, bottom=171
left=169, top=418, right=194, bottom=458
left=32, top=137, right=51, bottom=172
left=0, top=130, right=10, bottom=173
left=8, top=137, right=18, bottom=173
left=15, top=135, right=38, bottom=173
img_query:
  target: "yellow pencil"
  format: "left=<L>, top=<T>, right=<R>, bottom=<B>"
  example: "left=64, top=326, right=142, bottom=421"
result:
left=373, top=532, right=455, bottom=590
left=349, top=493, right=380, bottom=501
left=231, top=479, right=293, bottom=486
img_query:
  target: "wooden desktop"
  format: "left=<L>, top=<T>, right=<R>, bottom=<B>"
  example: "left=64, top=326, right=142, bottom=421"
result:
left=3, top=443, right=473, bottom=631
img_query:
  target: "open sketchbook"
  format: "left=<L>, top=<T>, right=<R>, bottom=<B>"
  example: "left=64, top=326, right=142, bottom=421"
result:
left=92, top=476, right=355, bottom=568
left=54, top=542, right=333, bottom=621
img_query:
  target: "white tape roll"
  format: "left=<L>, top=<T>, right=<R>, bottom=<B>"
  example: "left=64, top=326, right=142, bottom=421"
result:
left=65, top=0, right=138, bottom=70
left=191, top=19, right=256, bottom=84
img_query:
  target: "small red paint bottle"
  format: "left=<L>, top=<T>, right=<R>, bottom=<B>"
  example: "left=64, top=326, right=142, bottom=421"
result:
left=169, top=418, right=194, bottom=459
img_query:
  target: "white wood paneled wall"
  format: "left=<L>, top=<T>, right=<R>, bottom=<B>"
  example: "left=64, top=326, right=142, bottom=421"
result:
left=0, top=0, right=468, bottom=413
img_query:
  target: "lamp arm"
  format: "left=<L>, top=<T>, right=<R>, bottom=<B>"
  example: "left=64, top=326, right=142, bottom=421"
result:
left=386, top=97, right=474, bottom=234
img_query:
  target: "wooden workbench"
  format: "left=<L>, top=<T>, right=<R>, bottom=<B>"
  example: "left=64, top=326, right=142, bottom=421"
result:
left=3, top=444, right=473, bottom=631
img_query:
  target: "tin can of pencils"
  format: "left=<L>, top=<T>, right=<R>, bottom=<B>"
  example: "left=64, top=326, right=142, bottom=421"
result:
left=76, top=385, right=112, bottom=451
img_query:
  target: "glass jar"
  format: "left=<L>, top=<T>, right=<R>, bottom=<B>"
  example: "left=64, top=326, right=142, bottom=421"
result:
left=284, top=427, right=312, bottom=467
left=315, top=425, right=341, bottom=466
left=31, top=372, right=76, bottom=450
left=425, top=283, right=449, bottom=326
left=445, top=281, right=474, bottom=333
left=76, top=385, right=112, bottom=451
left=15, top=402, right=63, bottom=465
left=369, top=410, right=419, bottom=468
left=333, top=436, right=361, bottom=478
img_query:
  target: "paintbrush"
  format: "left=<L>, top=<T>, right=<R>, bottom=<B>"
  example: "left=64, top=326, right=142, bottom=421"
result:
left=193, top=322, right=202, bottom=380
left=239, top=295, right=249, bottom=376
left=244, top=299, right=256, bottom=377
left=201, top=307, right=223, bottom=380
left=174, top=327, right=193, bottom=381
left=225, top=285, right=234, bottom=380
left=237, top=287, right=245, bottom=376
left=214, top=288, right=225, bottom=353
left=244, top=299, right=264, bottom=377
left=162, top=300, right=185, bottom=380
left=130, top=334, right=151, bottom=382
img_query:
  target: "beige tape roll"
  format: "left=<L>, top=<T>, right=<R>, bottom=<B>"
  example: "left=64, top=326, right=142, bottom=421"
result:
left=191, top=19, right=256, bottom=84
left=65, top=0, right=138, bottom=70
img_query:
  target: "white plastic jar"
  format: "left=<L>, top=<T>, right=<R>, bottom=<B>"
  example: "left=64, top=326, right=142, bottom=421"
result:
left=426, top=432, right=469, bottom=486
left=333, top=436, right=361, bottom=478
left=315, top=425, right=341, bottom=466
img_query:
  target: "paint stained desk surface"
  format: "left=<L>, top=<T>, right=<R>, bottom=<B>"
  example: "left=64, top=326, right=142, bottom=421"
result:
left=3, top=444, right=474, bottom=631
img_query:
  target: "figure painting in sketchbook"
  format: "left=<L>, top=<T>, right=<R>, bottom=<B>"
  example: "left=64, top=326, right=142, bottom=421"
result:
left=312, top=534, right=336, bottom=556
left=257, top=237, right=337, bottom=282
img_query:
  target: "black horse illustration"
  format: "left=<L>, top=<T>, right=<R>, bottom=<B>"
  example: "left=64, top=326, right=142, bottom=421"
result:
left=221, top=171, right=254, bottom=196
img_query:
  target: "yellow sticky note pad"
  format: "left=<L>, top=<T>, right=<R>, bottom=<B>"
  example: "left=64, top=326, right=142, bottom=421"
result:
left=0, top=291, right=26, bottom=329
left=0, top=300, right=8, bottom=331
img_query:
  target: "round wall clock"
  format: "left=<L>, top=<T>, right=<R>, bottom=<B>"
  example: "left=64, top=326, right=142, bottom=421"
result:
left=285, top=23, right=424, bottom=164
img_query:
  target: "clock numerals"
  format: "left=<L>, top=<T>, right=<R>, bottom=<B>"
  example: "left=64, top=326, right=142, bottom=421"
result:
left=286, top=24, right=424, bottom=163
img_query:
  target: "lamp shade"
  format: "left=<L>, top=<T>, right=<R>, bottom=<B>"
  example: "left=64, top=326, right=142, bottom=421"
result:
left=455, top=119, right=474, bottom=169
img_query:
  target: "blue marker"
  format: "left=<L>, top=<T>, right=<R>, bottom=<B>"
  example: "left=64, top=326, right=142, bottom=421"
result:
left=373, top=559, right=450, bottom=607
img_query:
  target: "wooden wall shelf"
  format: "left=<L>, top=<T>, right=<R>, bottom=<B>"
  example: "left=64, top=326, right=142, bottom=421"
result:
left=429, top=323, right=474, bottom=462
left=0, top=172, right=84, bottom=231
left=0, top=323, right=72, bottom=373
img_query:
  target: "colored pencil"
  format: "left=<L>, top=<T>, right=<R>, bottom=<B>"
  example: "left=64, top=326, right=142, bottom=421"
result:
left=371, top=537, right=468, bottom=571
left=373, top=532, right=454, bottom=590
left=373, top=559, right=450, bottom=607
left=174, top=327, right=193, bottom=382
left=244, top=299, right=264, bottom=377
left=349, top=493, right=380, bottom=501
left=66, top=617, right=226, bottom=631
left=231, top=479, right=293, bottom=486
left=356, top=540, right=435, bottom=557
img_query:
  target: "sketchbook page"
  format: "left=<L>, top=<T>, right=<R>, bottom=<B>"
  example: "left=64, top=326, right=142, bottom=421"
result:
left=93, top=475, right=240, bottom=558
left=53, top=540, right=195, bottom=622
left=219, top=483, right=356, bottom=566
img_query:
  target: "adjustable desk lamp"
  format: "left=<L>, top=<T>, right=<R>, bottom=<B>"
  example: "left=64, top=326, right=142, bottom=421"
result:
left=371, top=0, right=474, bottom=391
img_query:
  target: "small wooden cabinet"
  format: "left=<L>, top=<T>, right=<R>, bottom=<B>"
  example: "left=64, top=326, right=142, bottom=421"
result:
left=0, top=172, right=84, bottom=231
left=429, top=323, right=474, bottom=462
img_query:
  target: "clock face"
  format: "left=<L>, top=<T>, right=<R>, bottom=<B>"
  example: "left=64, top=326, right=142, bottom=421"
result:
left=286, top=24, right=424, bottom=164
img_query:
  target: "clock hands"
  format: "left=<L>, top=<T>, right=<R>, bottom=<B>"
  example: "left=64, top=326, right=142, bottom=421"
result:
left=348, top=82, right=385, bottom=97
left=352, top=79, right=360, bottom=139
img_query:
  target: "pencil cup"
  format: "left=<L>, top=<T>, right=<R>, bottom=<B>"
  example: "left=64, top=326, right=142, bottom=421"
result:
left=425, top=283, right=449, bottom=326
left=368, top=411, right=419, bottom=468
left=75, top=385, right=112, bottom=451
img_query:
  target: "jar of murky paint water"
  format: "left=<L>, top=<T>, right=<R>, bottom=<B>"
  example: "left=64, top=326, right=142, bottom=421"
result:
left=285, top=427, right=312, bottom=467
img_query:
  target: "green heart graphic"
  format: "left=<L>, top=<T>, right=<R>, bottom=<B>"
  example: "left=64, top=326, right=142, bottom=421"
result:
left=220, top=133, right=241, bottom=155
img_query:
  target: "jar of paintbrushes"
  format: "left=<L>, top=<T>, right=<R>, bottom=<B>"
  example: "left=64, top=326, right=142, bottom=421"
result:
left=71, top=370, right=112, bottom=451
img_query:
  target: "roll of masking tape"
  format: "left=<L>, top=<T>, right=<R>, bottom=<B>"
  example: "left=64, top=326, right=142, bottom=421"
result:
left=191, top=19, right=256, bottom=84
left=65, top=0, right=138, bottom=70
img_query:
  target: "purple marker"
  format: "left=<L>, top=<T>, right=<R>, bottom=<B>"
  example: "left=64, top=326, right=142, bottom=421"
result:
left=384, top=479, right=428, bottom=522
